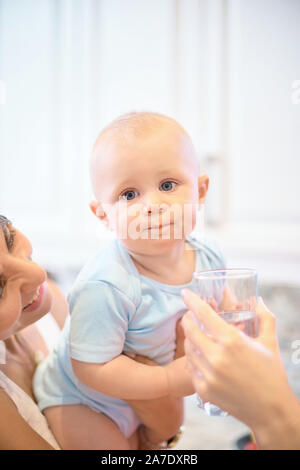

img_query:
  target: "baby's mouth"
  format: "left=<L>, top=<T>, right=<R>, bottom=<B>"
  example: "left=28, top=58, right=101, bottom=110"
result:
left=146, top=221, right=174, bottom=229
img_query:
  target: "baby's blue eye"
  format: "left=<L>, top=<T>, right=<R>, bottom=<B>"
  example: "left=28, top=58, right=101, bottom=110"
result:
left=160, top=181, right=175, bottom=191
left=120, top=190, right=138, bottom=201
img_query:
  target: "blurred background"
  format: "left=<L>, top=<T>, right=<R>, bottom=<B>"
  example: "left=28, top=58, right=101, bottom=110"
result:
left=0, top=0, right=299, bottom=449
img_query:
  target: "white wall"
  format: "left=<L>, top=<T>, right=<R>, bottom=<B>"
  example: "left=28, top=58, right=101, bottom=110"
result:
left=218, top=0, right=300, bottom=284
left=0, top=0, right=299, bottom=284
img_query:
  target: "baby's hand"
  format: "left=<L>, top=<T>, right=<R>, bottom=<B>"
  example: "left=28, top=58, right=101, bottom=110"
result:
left=174, top=318, right=185, bottom=360
left=165, top=356, right=195, bottom=397
left=123, top=352, right=156, bottom=366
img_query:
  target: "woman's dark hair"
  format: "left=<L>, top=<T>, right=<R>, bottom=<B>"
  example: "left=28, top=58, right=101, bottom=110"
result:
left=0, top=215, right=10, bottom=229
left=0, top=215, right=15, bottom=250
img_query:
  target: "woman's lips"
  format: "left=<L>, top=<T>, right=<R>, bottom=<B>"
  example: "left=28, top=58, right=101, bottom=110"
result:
left=22, top=283, right=45, bottom=313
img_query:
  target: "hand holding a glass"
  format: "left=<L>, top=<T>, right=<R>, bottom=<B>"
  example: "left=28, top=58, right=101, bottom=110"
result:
left=186, top=269, right=259, bottom=416
left=180, top=280, right=300, bottom=447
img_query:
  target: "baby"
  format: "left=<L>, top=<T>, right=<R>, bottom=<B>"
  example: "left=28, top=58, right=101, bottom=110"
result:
left=33, top=112, right=225, bottom=449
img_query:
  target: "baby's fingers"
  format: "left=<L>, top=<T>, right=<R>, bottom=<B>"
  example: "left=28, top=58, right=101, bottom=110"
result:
left=181, top=289, right=232, bottom=340
left=123, top=352, right=157, bottom=366
left=174, top=317, right=186, bottom=359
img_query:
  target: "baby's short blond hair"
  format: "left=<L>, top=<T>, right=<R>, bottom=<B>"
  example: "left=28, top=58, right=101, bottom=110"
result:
left=93, top=111, right=190, bottom=149
left=90, top=111, right=200, bottom=201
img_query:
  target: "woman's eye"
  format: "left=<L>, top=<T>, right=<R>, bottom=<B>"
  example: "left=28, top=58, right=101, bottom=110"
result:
left=160, top=181, right=176, bottom=191
left=120, top=190, right=138, bottom=201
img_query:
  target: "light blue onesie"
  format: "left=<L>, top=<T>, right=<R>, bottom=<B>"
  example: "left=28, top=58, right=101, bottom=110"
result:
left=33, top=233, right=225, bottom=438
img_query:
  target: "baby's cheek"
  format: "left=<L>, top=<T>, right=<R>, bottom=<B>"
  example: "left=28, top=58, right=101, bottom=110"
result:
left=181, top=202, right=197, bottom=231
left=114, top=208, right=134, bottom=239
left=106, top=205, right=123, bottom=232
left=116, top=203, right=147, bottom=240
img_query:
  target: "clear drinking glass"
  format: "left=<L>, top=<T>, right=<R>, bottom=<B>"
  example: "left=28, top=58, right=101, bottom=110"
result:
left=193, top=268, right=258, bottom=417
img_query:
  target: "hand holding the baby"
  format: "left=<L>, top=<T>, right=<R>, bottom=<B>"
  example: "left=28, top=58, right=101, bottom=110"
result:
left=122, top=318, right=189, bottom=449
left=164, top=317, right=195, bottom=398
left=123, top=352, right=184, bottom=449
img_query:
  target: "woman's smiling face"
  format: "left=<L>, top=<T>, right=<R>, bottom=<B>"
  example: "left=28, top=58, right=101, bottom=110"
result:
left=0, top=218, right=52, bottom=340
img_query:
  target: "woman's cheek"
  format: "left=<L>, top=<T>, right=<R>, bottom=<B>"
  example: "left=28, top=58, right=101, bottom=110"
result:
left=0, top=302, right=21, bottom=340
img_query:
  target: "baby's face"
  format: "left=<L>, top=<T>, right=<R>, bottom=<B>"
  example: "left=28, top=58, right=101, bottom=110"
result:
left=90, top=124, right=208, bottom=253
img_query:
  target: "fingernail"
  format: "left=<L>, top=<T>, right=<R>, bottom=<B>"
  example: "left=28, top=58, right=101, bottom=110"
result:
left=181, top=289, right=188, bottom=298
left=182, top=289, right=193, bottom=300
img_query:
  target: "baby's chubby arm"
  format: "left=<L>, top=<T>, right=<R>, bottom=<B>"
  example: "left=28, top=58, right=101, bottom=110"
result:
left=71, top=354, right=195, bottom=400
left=69, top=281, right=194, bottom=400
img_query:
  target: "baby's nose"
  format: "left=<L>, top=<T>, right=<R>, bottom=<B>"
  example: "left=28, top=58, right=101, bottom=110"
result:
left=142, top=203, right=162, bottom=215
left=142, top=192, right=166, bottom=214
left=142, top=198, right=168, bottom=216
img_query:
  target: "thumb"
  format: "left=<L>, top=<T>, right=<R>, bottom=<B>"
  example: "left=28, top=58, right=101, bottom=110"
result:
left=256, top=297, right=277, bottom=350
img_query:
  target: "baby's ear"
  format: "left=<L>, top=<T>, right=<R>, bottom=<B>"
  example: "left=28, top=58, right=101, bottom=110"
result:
left=89, top=200, right=109, bottom=227
left=198, top=174, right=209, bottom=205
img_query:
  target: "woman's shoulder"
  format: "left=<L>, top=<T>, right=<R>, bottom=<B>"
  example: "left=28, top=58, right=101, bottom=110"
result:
left=0, top=369, right=35, bottom=428
left=0, top=384, right=23, bottom=435
left=0, top=372, right=19, bottom=406
left=0, top=385, right=56, bottom=449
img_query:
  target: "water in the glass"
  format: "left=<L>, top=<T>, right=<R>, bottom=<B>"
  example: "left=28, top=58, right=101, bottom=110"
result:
left=197, top=309, right=259, bottom=416
left=219, top=310, right=258, bottom=337
left=193, top=269, right=258, bottom=417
